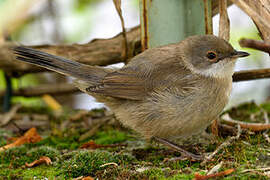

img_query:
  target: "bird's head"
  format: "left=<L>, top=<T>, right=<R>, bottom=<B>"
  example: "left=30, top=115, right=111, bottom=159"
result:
left=179, top=35, right=249, bottom=78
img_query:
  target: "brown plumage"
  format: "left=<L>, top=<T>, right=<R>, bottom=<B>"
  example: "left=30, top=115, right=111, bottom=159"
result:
left=13, top=35, right=249, bottom=159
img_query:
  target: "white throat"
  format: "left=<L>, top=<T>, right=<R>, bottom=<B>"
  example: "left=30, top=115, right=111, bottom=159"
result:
left=189, top=58, right=236, bottom=79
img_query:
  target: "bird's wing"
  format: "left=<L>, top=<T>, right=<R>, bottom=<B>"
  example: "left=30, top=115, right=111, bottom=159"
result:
left=86, top=53, right=199, bottom=100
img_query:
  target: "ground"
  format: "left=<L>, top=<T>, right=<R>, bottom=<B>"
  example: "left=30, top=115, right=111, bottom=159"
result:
left=0, top=101, right=270, bottom=179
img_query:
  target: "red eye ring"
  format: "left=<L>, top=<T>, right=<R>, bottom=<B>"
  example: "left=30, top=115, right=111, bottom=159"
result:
left=206, top=51, right=217, bottom=61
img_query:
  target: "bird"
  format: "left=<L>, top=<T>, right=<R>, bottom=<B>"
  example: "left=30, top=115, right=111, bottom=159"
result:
left=12, top=35, right=249, bottom=160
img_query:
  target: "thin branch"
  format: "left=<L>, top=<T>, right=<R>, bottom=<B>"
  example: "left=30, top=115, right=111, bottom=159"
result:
left=221, top=113, right=270, bottom=131
left=0, top=83, right=79, bottom=97
left=201, top=125, right=241, bottom=166
left=212, top=0, right=233, bottom=16
left=239, top=38, right=270, bottom=54
left=0, top=26, right=141, bottom=74
left=113, top=0, right=128, bottom=63
left=0, top=104, right=21, bottom=126
left=262, top=110, right=270, bottom=143
left=218, top=0, right=230, bottom=41
left=233, top=69, right=270, bottom=82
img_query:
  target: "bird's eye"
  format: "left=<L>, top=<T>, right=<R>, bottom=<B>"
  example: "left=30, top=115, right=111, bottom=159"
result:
left=206, top=51, right=217, bottom=61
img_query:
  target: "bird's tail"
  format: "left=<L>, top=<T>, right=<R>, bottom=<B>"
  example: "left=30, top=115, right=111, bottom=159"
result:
left=13, top=46, right=109, bottom=84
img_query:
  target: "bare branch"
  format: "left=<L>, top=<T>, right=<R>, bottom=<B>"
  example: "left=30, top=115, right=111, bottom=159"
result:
left=233, top=69, right=270, bottom=82
left=239, top=38, right=270, bottom=54
left=221, top=113, right=270, bottom=131
left=0, top=26, right=141, bottom=74
left=0, top=83, right=79, bottom=97
left=218, top=0, right=230, bottom=41
left=113, top=0, right=128, bottom=62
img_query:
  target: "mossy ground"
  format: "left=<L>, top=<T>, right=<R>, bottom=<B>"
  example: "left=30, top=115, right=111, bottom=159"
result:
left=1, top=101, right=270, bottom=179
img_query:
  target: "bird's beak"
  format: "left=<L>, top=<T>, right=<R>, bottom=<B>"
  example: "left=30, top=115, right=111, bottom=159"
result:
left=231, top=51, right=250, bottom=58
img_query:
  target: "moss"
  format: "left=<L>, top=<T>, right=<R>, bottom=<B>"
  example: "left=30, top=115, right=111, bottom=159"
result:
left=0, top=145, right=29, bottom=168
left=0, top=129, right=12, bottom=146
left=27, top=146, right=60, bottom=162
left=36, top=136, right=80, bottom=150
left=0, top=166, right=66, bottom=179
left=62, top=150, right=135, bottom=178
left=226, top=102, right=261, bottom=122
left=144, top=168, right=165, bottom=179
left=2, top=102, right=270, bottom=179
left=91, top=129, right=132, bottom=145
left=0, top=145, right=60, bottom=168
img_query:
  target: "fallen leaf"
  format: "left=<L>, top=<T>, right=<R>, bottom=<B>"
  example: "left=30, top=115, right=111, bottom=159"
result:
left=73, top=176, right=94, bottom=180
left=0, top=127, right=42, bottom=151
left=25, top=156, right=52, bottom=167
left=80, top=140, right=126, bottom=149
left=82, top=177, right=94, bottom=180
left=194, top=169, right=234, bottom=180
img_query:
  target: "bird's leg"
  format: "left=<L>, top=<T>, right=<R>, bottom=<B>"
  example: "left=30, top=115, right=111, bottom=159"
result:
left=153, top=136, right=203, bottom=161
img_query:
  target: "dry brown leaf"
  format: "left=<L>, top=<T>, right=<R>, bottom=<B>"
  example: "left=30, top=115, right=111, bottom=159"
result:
left=194, top=169, right=235, bottom=180
left=218, top=0, right=230, bottom=41
left=80, top=140, right=126, bottom=149
left=82, top=177, right=94, bottom=180
left=0, top=127, right=42, bottom=151
left=73, top=176, right=94, bottom=180
left=25, top=156, right=52, bottom=168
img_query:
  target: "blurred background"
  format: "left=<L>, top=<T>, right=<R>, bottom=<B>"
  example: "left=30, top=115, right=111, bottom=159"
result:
left=0, top=0, right=269, bottom=111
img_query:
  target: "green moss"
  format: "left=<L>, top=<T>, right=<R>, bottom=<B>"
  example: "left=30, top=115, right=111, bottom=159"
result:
left=2, top=102, right=270, bottom=179
left=36, top=135, right=80, bottom=150
left=0, top=145, right=60, bottom=168
left=226, top=102, right=261, bottom=122
left=92, top=129, right=131, bottom=145
left=62, top=150, right=135, bottom=178
left=0, top=166, right=66, bottom=179
left=144, top=168, right=165, bottom=179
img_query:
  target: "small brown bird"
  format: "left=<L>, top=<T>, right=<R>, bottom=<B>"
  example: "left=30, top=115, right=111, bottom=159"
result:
left=13, top=35, right=249, bottom=160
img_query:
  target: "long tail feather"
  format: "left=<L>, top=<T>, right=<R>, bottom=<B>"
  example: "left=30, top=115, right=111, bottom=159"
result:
left=12, top=46, right=109, bottom=83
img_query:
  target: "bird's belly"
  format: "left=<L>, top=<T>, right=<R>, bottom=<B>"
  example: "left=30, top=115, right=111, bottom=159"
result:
left=106, top=83, right=231, bottom=140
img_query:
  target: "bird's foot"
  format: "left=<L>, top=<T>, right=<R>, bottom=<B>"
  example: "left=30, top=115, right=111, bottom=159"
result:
left=153, top=136, right=204, bottom=161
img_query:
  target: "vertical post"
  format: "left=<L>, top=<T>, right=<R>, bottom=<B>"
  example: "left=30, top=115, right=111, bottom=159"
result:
left=140, top=0, right=212, bottom=50
left=3, top=73, right=12, bottom=112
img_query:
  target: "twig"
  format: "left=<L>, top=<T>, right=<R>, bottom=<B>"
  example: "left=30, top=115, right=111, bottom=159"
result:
left=211, top=119, right=219, bottom=136
left=262, top=110, right=270, bottom=143
left=241, top=168, right=270, bottom=178
left=113, top=0, right=128, bottom=63
left=212, top=0, right=233, bottom=16
left=233, top=69, right=270, bottom=82
left=100, top=162, right=118, bottom=167
left=221, top=113, right=270, bottom=131
left=207, top=161, right=223, bottom=175
left=0, top=83, right=78, bottom=97
left=218, top=0, right=230, bottom=41
left=0, top=104, right=21, bottom=126
left=0, top=26, right=141, bottom=74
left=201, top=125, right=241, bottom=166
left=239, top=38, right=270, bottom=54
